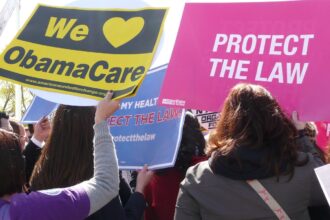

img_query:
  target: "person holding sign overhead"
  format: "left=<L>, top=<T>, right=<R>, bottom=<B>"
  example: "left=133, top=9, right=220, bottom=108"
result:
left=175, top=84, right=327, bottom=220
left=0, top=91, right=120, bottom=219
left=29, top=104, right=151, bottom=220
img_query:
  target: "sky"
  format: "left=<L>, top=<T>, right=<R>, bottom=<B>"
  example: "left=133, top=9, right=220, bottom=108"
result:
left=0, top=0, right=286, bottom=52
left=0, top=0, right=72, bottom=52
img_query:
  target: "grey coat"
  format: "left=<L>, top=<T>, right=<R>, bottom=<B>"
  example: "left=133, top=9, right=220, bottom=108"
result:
left=174, top=153, right=327, bottom=220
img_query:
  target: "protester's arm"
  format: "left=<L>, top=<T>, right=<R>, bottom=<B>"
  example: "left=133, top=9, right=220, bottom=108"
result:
left=23, top=117, right=51, bottom=182
left=80, top=91, right=120, bottom=215
left=9, top=92, right=120, bottom=219
left=135, top=165, right=154, bottom=195
left=123, top=165, right=153, bottom=220
left=87, top=167, right=152, bottom=220
left=123, top=192, right=146, bottom=220
left=32, top=116, right=51, bottom=145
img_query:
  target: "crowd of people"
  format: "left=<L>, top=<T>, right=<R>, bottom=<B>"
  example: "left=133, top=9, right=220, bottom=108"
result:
left=0, top=84, right=329, bottom=220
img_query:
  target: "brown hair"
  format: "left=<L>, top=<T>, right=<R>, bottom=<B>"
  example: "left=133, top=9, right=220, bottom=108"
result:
left=10, top=120, right=27, bottom=151
left=208, top=83, right=306, bottom=178
left=0, top=129, right=25, bottom=197
left=30, top=105, right=95, bottom=190
left=9, top=120, right=21, bottom=136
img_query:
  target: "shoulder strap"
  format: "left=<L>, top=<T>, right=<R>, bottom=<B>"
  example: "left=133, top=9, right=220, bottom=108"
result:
left=0, top=203, right=10, bottom=220
left=247, top=180, right=291, bottom=220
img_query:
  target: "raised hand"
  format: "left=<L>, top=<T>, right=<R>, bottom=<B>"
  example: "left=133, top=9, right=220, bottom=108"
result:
left=95, top=91, right=121, bottom=124
left=291, top=111, right=306, bottom=130
left=135, top=165, right=154, bottom=194
left=34, top=116, right=51, bottom=142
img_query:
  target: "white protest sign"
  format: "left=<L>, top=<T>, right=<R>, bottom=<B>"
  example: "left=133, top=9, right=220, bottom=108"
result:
left=191, top=110, right=219, bottom=131
left=315, top=164, right=330, bottom=206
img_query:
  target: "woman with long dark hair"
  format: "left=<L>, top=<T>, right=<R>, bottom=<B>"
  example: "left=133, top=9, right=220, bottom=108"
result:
left=30, top=104, right=150, bottom=220
left=0, top=91, right=120, bottom=219
left=30, top=105, right=96, bottom=189
left=175, top=84, right=327, bottom=220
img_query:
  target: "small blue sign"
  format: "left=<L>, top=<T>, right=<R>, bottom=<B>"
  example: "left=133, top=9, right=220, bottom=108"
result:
left=21, top=96, right=58, bottom=124
left=20, top=65, right=184, bottom=170
left=109, top=65, right=185, bottom=170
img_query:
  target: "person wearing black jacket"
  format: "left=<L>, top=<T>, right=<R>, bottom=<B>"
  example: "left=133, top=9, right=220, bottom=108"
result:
left=23, top=117, right=51, bottom=182
left=292, top=112, right=330, bottom=220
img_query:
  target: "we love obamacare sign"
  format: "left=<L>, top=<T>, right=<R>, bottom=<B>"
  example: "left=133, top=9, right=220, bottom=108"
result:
left=0, top=5, right=167, bottom=100
left=21, top=65, right=185, bottom=170
left=159, top=1, right=330, bottom=121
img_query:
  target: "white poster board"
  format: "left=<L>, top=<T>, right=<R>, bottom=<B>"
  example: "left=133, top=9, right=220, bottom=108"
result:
left=315, top=164, right=330, bottom=206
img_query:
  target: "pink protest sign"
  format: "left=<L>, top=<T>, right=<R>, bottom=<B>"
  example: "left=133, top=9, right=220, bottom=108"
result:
left=159, top=1, right=330, bottom=121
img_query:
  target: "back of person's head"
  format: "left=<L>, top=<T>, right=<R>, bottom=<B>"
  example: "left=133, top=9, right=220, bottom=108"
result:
left=30, top=105, right=96, bottom=190
left=174, top=112, right=206, bottom=173
left=304, top=122, right=318, bottom=142
left=9, top=120, right=19, bottom=135
left=0, top=129, right=25, bottom=197
left=10, top=120, right=27, bottom=151
left=208, top=83, right=302, bottom=178
left=0, top=112, right=13, bottom=132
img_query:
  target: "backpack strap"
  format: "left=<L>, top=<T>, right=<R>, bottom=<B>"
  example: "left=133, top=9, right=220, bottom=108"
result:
left=247, top=180, right=291, bottom=220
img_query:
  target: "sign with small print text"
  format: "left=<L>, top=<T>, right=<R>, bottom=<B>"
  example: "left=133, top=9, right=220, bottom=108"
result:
left=0, top=5, right=167, bottom=100
left=159, top=1, right=330, bottom=121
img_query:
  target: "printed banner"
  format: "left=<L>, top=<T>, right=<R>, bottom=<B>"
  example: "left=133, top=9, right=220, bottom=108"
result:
left=159, top=1, right=330, bottom=121
left=0, top=5, right=167, bottom=100
left=109, top=65, right=185, bottom=170
left=21, top=95, right=58, bottom=124
left=21, top=65, right=185, bottom=169
left=190, top=110, right=219, bottom=131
